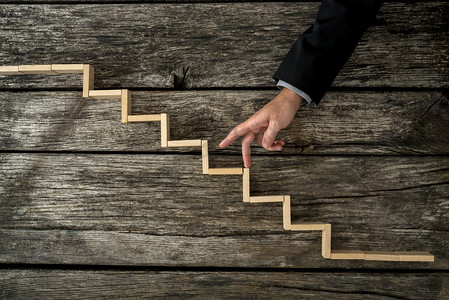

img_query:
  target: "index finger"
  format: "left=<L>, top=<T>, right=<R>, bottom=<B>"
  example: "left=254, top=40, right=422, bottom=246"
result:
left=219, top=121, right=251, bottom=148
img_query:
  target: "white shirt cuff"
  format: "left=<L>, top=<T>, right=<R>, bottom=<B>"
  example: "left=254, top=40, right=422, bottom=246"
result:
left=276, top=80, right=316, bottom=107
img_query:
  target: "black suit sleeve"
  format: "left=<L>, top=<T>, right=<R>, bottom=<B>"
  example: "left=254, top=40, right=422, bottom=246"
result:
left=273, top=0, right=382, bottom=106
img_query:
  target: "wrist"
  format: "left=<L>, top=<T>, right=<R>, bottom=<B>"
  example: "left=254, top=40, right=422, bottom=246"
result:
left=280, top=87, right=302, bottom=109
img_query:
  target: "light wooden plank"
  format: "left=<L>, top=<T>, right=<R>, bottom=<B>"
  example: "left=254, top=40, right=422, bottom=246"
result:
left=283, top=195, right=291, bottom=230
left=290, top=223, right=327, bottom=231
left=51, top=64, right=84, bottom=74
left=249, top=195, right=284, bottom=203
left=365, top=251, right=401, bottom=261
left=208, top=168, right=243, bottom=175
left=121, top=89, right=131, bottom=123
left=82, top=64, right=94, bottom=98
left=160, top=113, right=169, bottom=147
left=167, top=140, right=202, bottom=147
left=202, top=140, right=209, bottom=175
left=242, top=168, right=250, bottom=202
left=18, top=65, right=56, bottom=74
left=322, top=224, right=331, bottom=259
left=331, top=250, right=366, bottom=260
left=395, top=251, right=435, bottom=262
left=88, top=90, right=122, bottom=99
left=127, top=114, right=162, bottom=122
left=0, top=66, right=21, bottom=75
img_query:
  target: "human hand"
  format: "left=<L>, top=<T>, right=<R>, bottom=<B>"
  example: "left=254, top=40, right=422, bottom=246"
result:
left=219, top=87, right=302, bottom=168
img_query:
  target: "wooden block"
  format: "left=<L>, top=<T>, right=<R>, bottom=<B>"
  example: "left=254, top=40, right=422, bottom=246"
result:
left=0, top=66, right=22, bottom=75
left=202, top=140, right=209, bottom=175
left=18, top=65, right=56, bottom=74
left=249, top=195, right=284, bottom=203
left=51, top=64, right=84, bottom=74
left=242, top=168, right=250, bottom=202
left=167, top=140, right=202, bottom=147
left=83, top=64, right=94, bottom=98
left=290, top=222, right=327, bottom=231
left=160, top=113, right=170, bottom=147
left=283, top=195, right=291, bottom=230
left=330, top=250, right=366, bottom=260
left=365, top=251, right=400, bottom=261
left=121, top=89, right=131, bottom=123
left=208, top=168, right=243, bottom=175
left=89, top=90, right=122, bottom=99
left=127, top=115, right=162, bottom=122
left=322, top=224, right=331, bottom=259
left=395, top=251, right=434, bottom=262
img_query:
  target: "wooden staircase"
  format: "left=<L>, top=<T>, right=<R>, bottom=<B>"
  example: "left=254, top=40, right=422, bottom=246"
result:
left=0, top=63, right=435, bottom=262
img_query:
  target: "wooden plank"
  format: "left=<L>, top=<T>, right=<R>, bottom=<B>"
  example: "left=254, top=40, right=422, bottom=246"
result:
left=322, top=224, right=331, bottom=259
left=167, top=140, right=202, bottom=147
left=331, top=250, right=366, bottom=260
left=242, top=168, right=250, bottom=202
left=0, top=269, right=447, bottom=300
left=249, top=195, right=284, bottom=203
left=0, top=3, right=447, bottom=89
left=290, top=223, right=327, bottom=231
left=121, top=89, right=131, bottom=123
left=88, top=90, right=122, bottom=99
left=202, top=140, right=209, bottom=175
left=18, top=65, right=56, bottom=75
left=0, top=66, right=21, bottom=75
left=365, top=251, right=401, bottom=261
left=160, top=113, right=169, bottom=147
left=0, top=154, right=446, bottom=268
left=208, top=168, right=243, bottom=175
left=396, top=251, right=435, bottom=262
left=127, top=115, right=161, bottom=122
left=51, top=64, right=84, bottom=74
left=1, top=90, right=447, bottom=155
left=82, top=64, right=94, bottom=98
left=283, top=195, right=291, bottom=230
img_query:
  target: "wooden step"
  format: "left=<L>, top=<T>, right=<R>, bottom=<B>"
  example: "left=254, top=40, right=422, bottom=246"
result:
left=167, top=140, right=202, bottom=147
left=127, top=115, right=162, bottom=122
left=330, top=250, right=365, bottom=260
left=290, top=222, right=327, bottom=231
left=18, top=65, right=56, bottom=74
left=395, top=251, right=434, bottom=262
left=0, top=66, right=22, bottom=75
left=89, top=90, right=122, bottom=99
left=208, top=168, right=243, bottom=175
left=249, top=195, right=284, bottom=203
left=51, top=64, right=84, bottom=74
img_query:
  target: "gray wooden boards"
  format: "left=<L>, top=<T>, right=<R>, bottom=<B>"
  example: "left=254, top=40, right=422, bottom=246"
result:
left=1, top=269, right=448, bottom=299
left=1, top=90, right=448, bottom=155
left=0, top=2, right=447, bottom=89
left=1, top=153, right=447, bottom=269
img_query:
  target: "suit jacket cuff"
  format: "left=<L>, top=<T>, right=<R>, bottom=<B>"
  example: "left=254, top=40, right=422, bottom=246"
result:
left=276, top=80, right=316, bottom=107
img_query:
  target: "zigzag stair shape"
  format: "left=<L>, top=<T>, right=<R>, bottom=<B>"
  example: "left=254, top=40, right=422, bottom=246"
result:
left=0, top=63, right=435, bottom=263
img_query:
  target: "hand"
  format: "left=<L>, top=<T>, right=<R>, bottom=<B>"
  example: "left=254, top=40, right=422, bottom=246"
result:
left=219, top=87, right=302, bottom=168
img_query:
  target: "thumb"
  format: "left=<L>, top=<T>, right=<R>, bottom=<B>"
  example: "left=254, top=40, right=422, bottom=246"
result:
left=262, top=121, right=280, bottom=149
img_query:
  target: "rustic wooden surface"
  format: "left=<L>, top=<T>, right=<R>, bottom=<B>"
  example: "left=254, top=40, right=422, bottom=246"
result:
left=0, top=3, right=448, bottom=89
left=1, top=0, right=448, bottom=298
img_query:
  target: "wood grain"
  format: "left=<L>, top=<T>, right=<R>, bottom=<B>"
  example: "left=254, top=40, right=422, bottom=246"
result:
left=0, top=3, right=447, bottom=89
left=0, top=90, right=448, bottom=154
left=1, top=269, right=447, bottom=299
left=0, top=154, right=447, bottom=268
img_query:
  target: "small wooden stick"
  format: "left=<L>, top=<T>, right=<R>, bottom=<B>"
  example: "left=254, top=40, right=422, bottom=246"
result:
left=283, top=195, right=291, bottom=230
left=322, top=224, right=332, bottom=259
left=208, top=168, right=243, bottom=175
left=89, top=90, right=122, bottom=99
left=249, top=195, right=284, bottom=203
left=160, top=113, right=170, bottom=147
left=290, top=222, right=327, bottom=231
left=167, top=140, right=202, bottom=147
left=395, top=251, right=434, bottom=262
left=127, top=115, right=162, bottom=122
left=0, top=66, right=22, bottom=75
left=242, top=168, right=250, bottom=202
left=121, top=89, right=131, bottom=123
left=18, top=65, right=56, bottom=74
left=51, top=64, right=84, bottom=74
left=202, top=140, right=209, bottom=174
left=365, top=251, right=400, bottom=261
left=83, top=64, right=94, bottom=98
left=330, top=250, right=365, bottom=260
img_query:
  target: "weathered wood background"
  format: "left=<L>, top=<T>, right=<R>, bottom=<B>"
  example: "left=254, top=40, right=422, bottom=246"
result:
left=1, top=1, right=448, bottom=299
